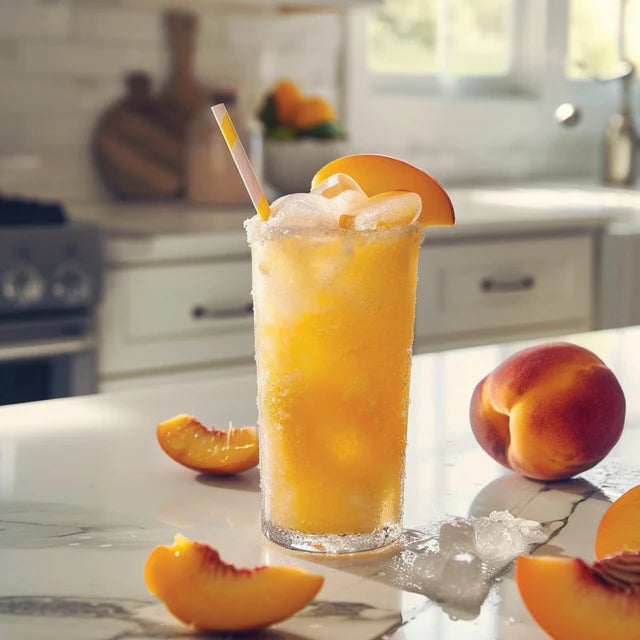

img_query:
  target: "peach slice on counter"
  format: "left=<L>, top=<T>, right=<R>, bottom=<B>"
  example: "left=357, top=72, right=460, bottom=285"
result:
left=156, top=414, right=258, bottom=475
left=144, top=535, right=324, bottom=631
left=596, top=485, right=640, bottom=559
left=516, top=553, right=640, bottom=640
left=311, top=154, right=455, bottom=227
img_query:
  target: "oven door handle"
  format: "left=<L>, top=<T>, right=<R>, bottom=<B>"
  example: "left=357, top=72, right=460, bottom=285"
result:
left=0, top=337, right=95, bottom=362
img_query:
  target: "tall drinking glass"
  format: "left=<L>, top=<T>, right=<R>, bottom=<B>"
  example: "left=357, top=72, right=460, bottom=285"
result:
left=248, top=220, right=423, bottom=553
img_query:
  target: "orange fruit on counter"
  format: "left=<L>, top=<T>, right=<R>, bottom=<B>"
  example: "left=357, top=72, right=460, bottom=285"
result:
left=311, top=154, right=454, bottom=227
left=292, top=95, right=336, bottom=130
left=156, top=414, right=258, bottom=475
left=272, top=79, right=303, bottom=125
left=144, top=535, right=324, bottom=631
left=595, top=485, right=640, bottom=559
left=516, top=553, right=640, bottom=640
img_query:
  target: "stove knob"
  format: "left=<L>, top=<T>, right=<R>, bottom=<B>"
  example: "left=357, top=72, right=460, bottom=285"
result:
left=52, top=263, right=92, bottom=305
left=2, top=264, right=45, bottom=306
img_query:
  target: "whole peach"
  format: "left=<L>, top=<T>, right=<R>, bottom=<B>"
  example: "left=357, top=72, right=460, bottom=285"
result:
left=469, top=342, right=625, bottom=480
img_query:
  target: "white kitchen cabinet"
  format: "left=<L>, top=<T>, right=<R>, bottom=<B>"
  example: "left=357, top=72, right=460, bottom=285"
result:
left=414, top=232, right=595, bottom=351
left=600, top=226, right=640, bottom=330
left=99, top=361, right=255, bottom=393
left=99, top=223, right=600, bottom=392
left=98, top=254, right=255, bottom=389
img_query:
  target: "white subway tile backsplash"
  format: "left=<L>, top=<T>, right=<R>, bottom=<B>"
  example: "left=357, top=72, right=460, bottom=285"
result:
left=0, top=148, right=108, bottom=200
left=0, top=0, right=70, bottom=39
left=266, top=48, right=340, bottom=88
left=0, top=1, right=344, bottom=202
left=0, top=76, right=85, bottom=113
left=70, top=5, right=164, bottom=44
left=197, top=13, right=229, bottom=48
left=23, top=111, right=96, bottom=150
left=0, top=118, right=26, bottom=151
left=0, top=75, right=123, bottom=114
left=224, top=13, right=342, bottom=49
left=23, top=42, right=166, bottom=78
left=0, top=39, right=20, bottom=74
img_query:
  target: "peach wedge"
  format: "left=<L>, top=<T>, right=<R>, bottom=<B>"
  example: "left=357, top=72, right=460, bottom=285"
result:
left=144, top=535, right=324, bottom=631
left=516, top=554, right=640, bottom=640
left=596, top=484, right=640, bottom=559
left=156, top=414, right=258, bottom=475
left=311, top=154, right=454, bottom=227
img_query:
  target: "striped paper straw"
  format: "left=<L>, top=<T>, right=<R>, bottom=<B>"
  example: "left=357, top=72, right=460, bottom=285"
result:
left=211, top=103, right=271, bottom=221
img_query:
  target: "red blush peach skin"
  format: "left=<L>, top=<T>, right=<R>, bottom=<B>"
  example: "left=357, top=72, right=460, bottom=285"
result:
left=469, top=342, right=625, bottom=481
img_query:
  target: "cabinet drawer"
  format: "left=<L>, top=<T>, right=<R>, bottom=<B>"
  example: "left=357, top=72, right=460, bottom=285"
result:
left=127, top=262, right=252, bottom=340
left=415, top=234, right=593, bottom=342
left=99, top=259, right=254, bottom=376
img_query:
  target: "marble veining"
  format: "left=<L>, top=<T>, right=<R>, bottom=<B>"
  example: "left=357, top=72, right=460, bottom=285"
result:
left=0, top=596, right=399, bottom=640
left=1, top=326, right=639, bottom=639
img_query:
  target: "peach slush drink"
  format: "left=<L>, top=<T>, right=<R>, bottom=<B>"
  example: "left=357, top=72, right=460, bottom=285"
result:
left=246, top=155, right=454, bottom=553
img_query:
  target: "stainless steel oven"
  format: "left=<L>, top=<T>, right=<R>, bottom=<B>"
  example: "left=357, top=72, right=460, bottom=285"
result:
left=0, top=214, right=103, bottom=406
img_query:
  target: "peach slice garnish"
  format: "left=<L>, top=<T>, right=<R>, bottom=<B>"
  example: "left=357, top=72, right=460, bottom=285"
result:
left=144, top=535, right=324, bottom=631
left=156, top=414, right=258, bottom=475
left=311, top=154, right=454, bottom=227
left=516, top=553, right=640, bottom=640
left=595, top=485, right=640, bottom=559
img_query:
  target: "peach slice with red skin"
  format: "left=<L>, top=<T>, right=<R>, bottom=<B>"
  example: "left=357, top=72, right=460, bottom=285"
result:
left=596, top=485, right=640, bottom=559
left=311, top=154, right=454, bottom=227
left=144, top=535, right=324, bottom=631
left=156, top=414, right=258, bottom=475
left=516, top=553, right=640, bottom=640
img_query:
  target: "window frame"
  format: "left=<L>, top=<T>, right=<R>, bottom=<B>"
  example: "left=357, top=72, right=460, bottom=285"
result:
left=340, top=0, right=630, bottom=149
left=367, top=0, right=522, bottom=98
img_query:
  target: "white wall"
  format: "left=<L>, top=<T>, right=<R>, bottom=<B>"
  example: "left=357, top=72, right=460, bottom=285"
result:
left=0, top=0, right=343, bottom=202
left=0, top=0, right=628, bottom=207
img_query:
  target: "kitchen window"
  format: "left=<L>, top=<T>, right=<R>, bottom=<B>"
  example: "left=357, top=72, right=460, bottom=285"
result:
left=368, top=0, right=515, bottom=93
left=343, top=0, right=631, bottom=170
left=364, top=0, right=639, bottom=96
left=567, top=0, right=640, bottom=78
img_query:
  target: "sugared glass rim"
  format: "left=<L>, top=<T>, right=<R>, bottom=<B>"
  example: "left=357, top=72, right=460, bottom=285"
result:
left=244, top=216, right=424, bottom=245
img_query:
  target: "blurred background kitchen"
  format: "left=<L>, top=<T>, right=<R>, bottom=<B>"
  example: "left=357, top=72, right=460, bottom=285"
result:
left=0, top=0, right=639, bottom=405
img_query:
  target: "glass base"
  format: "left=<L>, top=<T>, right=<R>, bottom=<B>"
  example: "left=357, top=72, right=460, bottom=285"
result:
left=262, top=519, right=401, bottom=554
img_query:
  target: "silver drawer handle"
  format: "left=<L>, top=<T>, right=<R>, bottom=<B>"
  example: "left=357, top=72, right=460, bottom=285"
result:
left=191, top=303, right=253, bottom=320
left=480, top=276, right=535, bottom=293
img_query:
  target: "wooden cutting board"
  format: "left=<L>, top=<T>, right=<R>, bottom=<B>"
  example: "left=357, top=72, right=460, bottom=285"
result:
left=92, top=11, right=207, bottom=200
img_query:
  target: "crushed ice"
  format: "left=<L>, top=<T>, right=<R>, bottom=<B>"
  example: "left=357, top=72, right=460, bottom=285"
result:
left=245, top=172, right=422, bottom=238
left=382, top=510, right=548, bottom=620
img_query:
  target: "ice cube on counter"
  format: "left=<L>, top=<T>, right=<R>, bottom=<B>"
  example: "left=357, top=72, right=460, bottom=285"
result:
left=474, top=511, right=547, bottom=568
left=438, top=552, right=487, bottom=608
left=379, top=510, right=549, bottom=621
left=438, top=519, right=477, bottom=555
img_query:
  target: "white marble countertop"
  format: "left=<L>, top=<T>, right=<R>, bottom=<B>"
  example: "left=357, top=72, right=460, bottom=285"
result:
left=1, top=326, right=639, bottom=639
left=63, top=181, right=640, bottom=264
